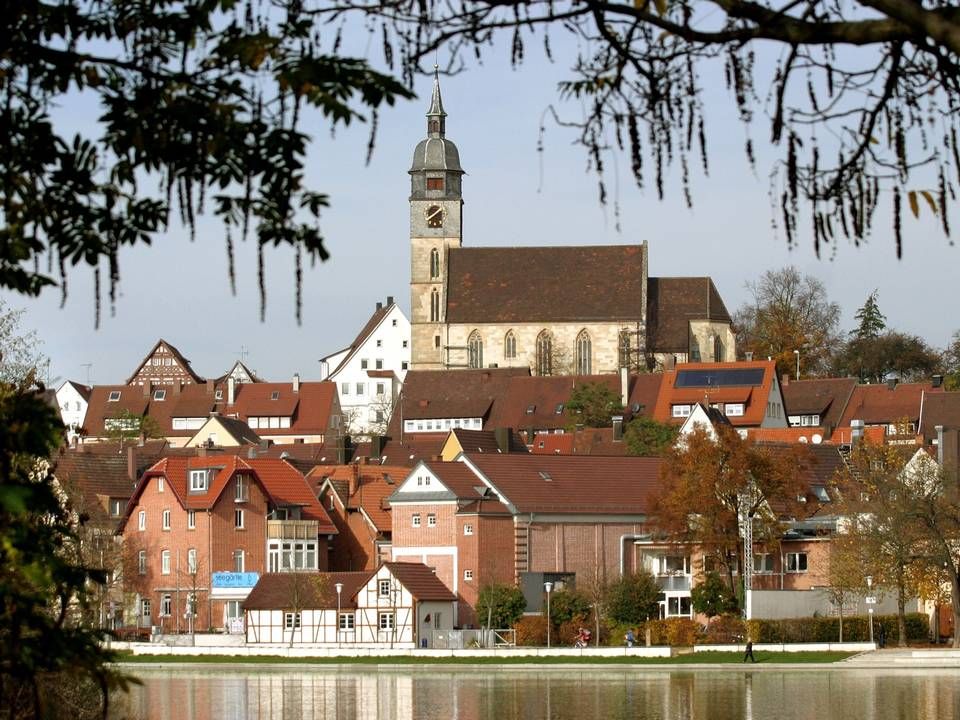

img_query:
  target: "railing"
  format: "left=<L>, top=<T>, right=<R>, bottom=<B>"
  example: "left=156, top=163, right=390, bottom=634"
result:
left=267, top=519, right=318, bottom=540
left=655, top=575, right=691, bottom=592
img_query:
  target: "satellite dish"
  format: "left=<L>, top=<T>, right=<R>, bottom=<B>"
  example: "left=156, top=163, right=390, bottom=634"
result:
left=812, top=434, right=823, bottom=444
left=798, top=437, right=808, bottom=444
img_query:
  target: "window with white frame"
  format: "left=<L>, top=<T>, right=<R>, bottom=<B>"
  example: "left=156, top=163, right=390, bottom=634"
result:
left=235, top=476, right=247, bottom=502
left=412, top=513, right=421, bottom=527
left=189, top=469, right=208, bottom=492
left=138, top=550, right=146, bottom=575
left=379, top=612, right=394, bottom=630
left=284, top=612, right=301, bottom=629
left=339, top=613, right=355, bottom=630
left=158, top=477, right=164, bottom=492
left=267, top=539, right=316, bottom=571
left=378, top=579, right=391, bottom=597
left=138, top=510, right=146, bottom=531
left=464, top=524, right=473, bottom=536
left=109, top=498, right=125, bottom=517
left=356, top=382, right=365, bottom=395
left=187, top=548, right=197, bottom=574
left=464, top=569, right=473, bottom=581
left=341, top=382, right=349, bottom=396
left=376, top=339, right=382, bottom=348
left=360, top=359, right=368, bottom=369
left=161, top=594, right=172, bottom=617
left=671, top=404, right=692, bottom=418
left=141, top=599, right=151, bottom=619
left=187, top=510, right=196, bottom=529
left=724, top=403, right=745, bottom=417
left=153, top=389, right=166, bottom=401
left=233, top=549, right=244, bottom=573
left=785, top=552, right=808, bottom=572
left=234, top=509, right=244, bottom=529
left=427, top=513, right=436, bottom=527
left=161, top=550, right=171, bottom=575
left=376, top=383, right=385, bottom=396
left=108, top=391, right=121, bottom=402
left=753, top=553, right=774, bottom=573
left=161, top=509, right=171, bottom=530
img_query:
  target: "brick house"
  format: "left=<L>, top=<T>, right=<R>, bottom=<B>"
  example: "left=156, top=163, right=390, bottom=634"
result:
left=119, top=455, right=336, bottom=632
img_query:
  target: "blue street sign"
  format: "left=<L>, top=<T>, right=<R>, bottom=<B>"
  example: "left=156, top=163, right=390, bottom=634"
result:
left=211, top=572, right=260, bottom=588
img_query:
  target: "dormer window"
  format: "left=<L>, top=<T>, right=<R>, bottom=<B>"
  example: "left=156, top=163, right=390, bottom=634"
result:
left=153, top=389, right=166, bottom=401
left=108, top=391, right=121, bottom=402
left=189, top=469, right=208, bottom=492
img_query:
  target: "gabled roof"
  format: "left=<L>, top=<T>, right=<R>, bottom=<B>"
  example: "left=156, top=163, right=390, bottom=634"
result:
left=388, top=460, right=488, bottom=504
left=446, top=245, right=646, bottom=324
left=835, top=381, right=943, bottom=429
left=214, top=361, right=264, bottom=384
left=384, top=562, right=458, bottom=601
left=352, top=435, right=447, bottom=467
left=82, top=385, right=150, bottom=434
left=244, top=571, right=372, bottom=610
left=652, top=361, right=778, bottom=427
left=392, top=368, right=529, bottom=427
left=321, top=301, right=397, bottom=378
left=646, top=277, right=732, bottom=353
left=447, top=428, right=528, bottom=454
left=463, top=453, right=662, bottom=515
left=59, top=381, right=92, bottom=402
left=781, top=377, right=857, bottom=427
left=125, top=339, right=204, bottom=385
left=918, top=390, right=960, bottom=443
left=310, top=464, right=410, bottom=533
left=125, top=455, right=335, bottom=532
left=53, top=448, right=141, bottom=525
left=187, top=415, right=262, bottom=446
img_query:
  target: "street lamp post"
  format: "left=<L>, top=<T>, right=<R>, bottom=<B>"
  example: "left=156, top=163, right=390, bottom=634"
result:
left=335, top=582, right=343, bottom=649
left=544, top=581, right=553, bottom=648
left=793, top=350, right=800, bottom=381
left=865, top=576, right=874, bottom=646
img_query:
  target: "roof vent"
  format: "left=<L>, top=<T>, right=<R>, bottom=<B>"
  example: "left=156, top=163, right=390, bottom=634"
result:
left=538, top=470, right=552, bottom=481
left=384, top=473, right=394, bottom=484
left=526, top=404, right=536, bottom=415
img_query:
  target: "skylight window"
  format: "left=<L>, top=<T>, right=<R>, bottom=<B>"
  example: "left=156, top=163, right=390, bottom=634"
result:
left=271, top=391, right=280, bottom=400
left=153, top=389, right=166, bottom=401
left=555, top=403, right=564, bottom=415
left=526, top=404, right=536, bottom=414
left=538, top=471, right=552, bottom=481
left=108, top=391, right=121, bottom=402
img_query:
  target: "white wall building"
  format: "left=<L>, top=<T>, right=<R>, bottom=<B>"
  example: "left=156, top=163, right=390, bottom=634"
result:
left=320, top=298, right=410, bottom=439
left=56, top=381, right=91, bottom=443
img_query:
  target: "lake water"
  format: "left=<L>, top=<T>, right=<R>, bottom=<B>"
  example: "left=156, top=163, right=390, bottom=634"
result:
left=112, top=667, right=960, bottom=720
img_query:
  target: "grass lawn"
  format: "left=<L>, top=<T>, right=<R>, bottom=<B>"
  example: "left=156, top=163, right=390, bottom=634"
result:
left=116, top=651, right=855, bottom=666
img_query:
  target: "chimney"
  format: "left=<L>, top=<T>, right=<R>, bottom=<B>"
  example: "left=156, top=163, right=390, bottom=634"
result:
left=665, top=355, right=676, bottom=372
left=781, top=373, right=790, bottom=388
left=376, top=301, right=383, bottom=311
left=851, top=419, right=865, bottom=447
left=197, top=444, right=207, bottom=457
left=371, top=434, right=385, bottom=458
left=247, top=446, right=257, bottom=459
left=887, top=377, right=898, bottom=390
left=293, top=373, right=300, bottom=394
left=932, top=374, right=944, bottom=389
left=387, top=295, right=394, bottom=306
left=745, top=351, right=753, bottom=362
left=612, top=415, right=624, bottom=442
left=620, top=367, right=629, bottom=408
left=349, top=463, right=360, bottom=497
left=206, top=379, right=214, bottom=395
left=228, top=376, right=236, bottom=405
left=494, top=427, right=510, bottom=454
left=126, top=446, right=137, bottom=484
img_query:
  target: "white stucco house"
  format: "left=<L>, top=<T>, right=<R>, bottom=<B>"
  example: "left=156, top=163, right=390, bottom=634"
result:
left=319, top=297, right=410, bottom=439
left=244, top=562, right=456, bottom=647
left=56, top=380, right=91, bottom=443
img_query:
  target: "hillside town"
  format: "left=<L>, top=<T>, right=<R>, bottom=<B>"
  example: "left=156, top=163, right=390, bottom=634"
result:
left=35, top=72, right=960, bottom=654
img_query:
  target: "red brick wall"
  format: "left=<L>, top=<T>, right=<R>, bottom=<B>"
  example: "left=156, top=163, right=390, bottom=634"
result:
left=456, top=513, right=515, bottom=626
left=527, top=521, right=651, bottom=586
left=322, top=488, right=380, bottom=571
left=392, top=503, right=458, bottom=548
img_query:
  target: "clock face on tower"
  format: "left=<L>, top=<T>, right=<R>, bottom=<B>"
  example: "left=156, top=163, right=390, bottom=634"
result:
left=425, top=205, right=445, bottom=228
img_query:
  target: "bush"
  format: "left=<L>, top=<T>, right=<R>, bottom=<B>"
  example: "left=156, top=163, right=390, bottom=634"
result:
left=745, top=614, right=928, bottom=643
left=690, top=572, right=738, bottom=617
left=547, top=589, right=591, bottom=626
left=605, top=571, right=661, bottom=625
left=476, top=583, right=527, bottom=629
left=514, top=616, right=547, bottom=646
left=703, top=614, right=747, bottom=644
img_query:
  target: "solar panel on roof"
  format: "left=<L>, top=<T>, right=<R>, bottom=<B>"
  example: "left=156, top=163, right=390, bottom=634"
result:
left=675, top=368, right=765, bottom=388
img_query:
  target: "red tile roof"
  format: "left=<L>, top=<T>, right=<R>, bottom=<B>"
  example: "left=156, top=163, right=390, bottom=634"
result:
left=834, top=381, right=943, bottom=428
left=781, top=377, right=857, bottom=428
left=463, top=453, right=662, bottom=514
left=918, top=391, right=960, bottom=443
left=384, top=562, right=458, bottom=601
left=652, top=361, right=778, bottom=427
left=82, top=386, right=151, bottom=435
left=244, top=571, right=372, bottom=610
left=310, top=464, right=410, bottom=533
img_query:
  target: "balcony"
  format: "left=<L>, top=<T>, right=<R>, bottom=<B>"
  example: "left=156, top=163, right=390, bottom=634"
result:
left=267, top=519, right=318, bottom=541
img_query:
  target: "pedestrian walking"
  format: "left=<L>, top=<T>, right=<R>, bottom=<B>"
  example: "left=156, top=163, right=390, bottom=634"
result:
left=877, top=622, right=886, bottom=649
left=625, top=629, right=635, bottom=648
left=743, top=640, right=755, bottom=663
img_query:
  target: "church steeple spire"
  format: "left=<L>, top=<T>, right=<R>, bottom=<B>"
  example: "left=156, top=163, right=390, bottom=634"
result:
left=426, top=66, right=446, bottom=138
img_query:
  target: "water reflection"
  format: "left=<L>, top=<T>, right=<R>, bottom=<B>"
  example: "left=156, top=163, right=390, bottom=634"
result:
left=112, top=668, right=960, bottom=720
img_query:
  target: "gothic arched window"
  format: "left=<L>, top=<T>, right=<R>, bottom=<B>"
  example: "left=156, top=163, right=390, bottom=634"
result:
left=536, top=331, right=553, bottom=376
left=504, top=331, right=517, bottom=360
left=618, top=329, right=633, bottom=369
left=430, top=289, right=440, bottom=322
left=468, top=331, right=484, bottom=369
left=429, top=248, right=440, bottom=279
left=576, top=330, right=592, bottom=376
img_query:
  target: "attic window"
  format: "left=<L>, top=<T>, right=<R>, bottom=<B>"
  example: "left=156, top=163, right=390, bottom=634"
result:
left=555, top=403, right=564, bottom=415
left=215, top=389, right=223, bottom=400
left=108, top=391, right=121, bottom=402
left=153, top=389, right=166, bottom=401
left=189, top=469, right=208, bottom=492
left=271, top=391, right=280, bottom=400
left=538, top=471, right=552, bottom=481
left=812, top=486, right=830, bottom=502
left=526, top=404, right=536, bottom=415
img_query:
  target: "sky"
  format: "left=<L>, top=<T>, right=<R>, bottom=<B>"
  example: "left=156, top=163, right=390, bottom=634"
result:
left=11, top=26, right=958, bottom=388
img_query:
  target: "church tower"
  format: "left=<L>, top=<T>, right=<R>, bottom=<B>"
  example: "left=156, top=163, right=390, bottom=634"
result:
left=409, top=69, right=464, bottom=369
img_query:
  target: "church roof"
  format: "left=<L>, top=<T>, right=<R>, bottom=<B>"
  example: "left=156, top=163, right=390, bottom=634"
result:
left=445, top=245, right=646, bottom=324
left=645, top=277, right=732, bottom=353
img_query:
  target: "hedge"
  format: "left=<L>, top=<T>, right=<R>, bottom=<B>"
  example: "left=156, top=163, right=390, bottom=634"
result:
left=745, top=614, right=928, bottom=644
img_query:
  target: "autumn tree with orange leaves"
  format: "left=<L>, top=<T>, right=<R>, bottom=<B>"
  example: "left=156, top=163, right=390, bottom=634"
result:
left=654, top=425, right=810, bottom=609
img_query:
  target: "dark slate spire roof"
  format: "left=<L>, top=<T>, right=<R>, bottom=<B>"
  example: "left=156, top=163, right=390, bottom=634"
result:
left=426, top=65, right=447, bottom=128
left=410, top=68, right=463, bottom=174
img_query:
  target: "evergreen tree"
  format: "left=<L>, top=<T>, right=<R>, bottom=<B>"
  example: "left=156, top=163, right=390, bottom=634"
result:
left=853, top=291, right=887, bottom=341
